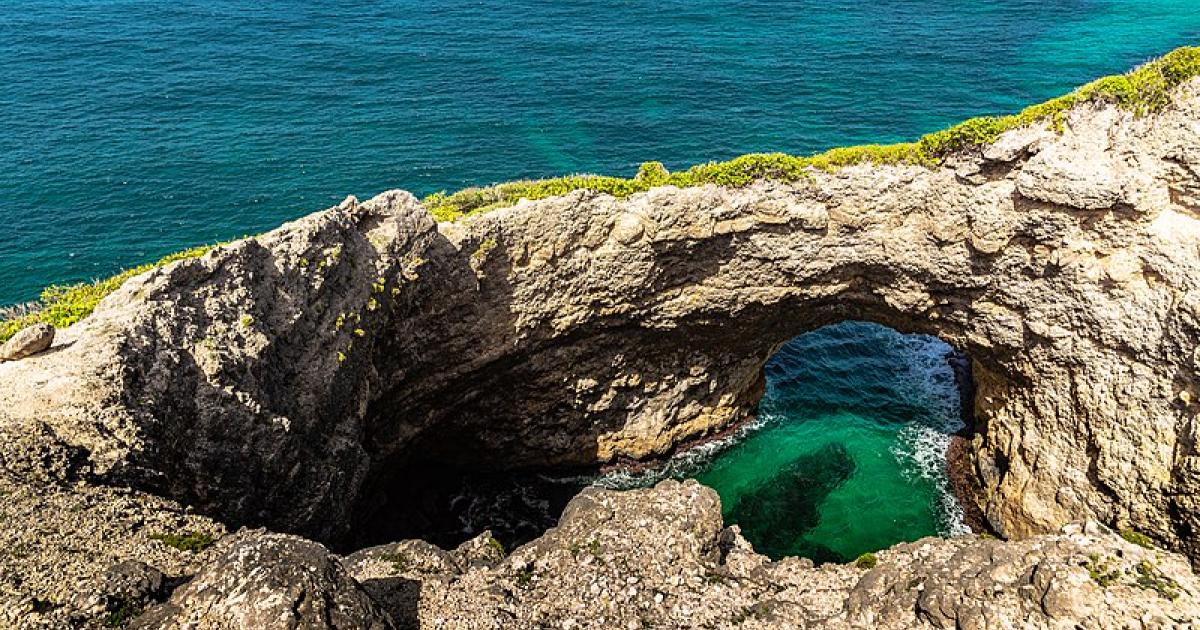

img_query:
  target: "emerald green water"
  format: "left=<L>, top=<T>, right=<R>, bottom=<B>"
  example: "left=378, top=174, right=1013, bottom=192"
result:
left=596, top=322, right=968, bottom=562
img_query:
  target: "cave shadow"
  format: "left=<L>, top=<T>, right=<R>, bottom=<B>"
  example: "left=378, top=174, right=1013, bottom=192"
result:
left=358, top=576, right=421, bottom=629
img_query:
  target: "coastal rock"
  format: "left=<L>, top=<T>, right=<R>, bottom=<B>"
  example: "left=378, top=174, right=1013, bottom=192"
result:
left=132, top=531, right=394, bottom=630
left=356, top=480, right=1200, bottom=629
left=0, top=322, right=53, bottom=361
left=67, top=561, right=168, bottom=625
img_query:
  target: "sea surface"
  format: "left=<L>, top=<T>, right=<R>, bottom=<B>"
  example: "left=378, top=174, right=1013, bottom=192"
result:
left=3, top=1, right=1197, bottom=561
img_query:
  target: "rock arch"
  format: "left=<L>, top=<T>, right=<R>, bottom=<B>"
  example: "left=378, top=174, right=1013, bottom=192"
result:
left=2, top=86, right=1200, bottom=564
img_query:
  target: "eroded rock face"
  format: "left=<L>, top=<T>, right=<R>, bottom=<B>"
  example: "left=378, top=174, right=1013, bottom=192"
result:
left=0, top=323, right=53, bottom=361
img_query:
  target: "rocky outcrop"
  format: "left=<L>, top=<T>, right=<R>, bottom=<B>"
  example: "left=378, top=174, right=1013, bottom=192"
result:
left=0, top=76, right=1199, bottom=627
left=133, top=532, right=393, bottom=629
left=0, top=322, right=53, bottom=361
left=346, top=480, right=1200, bottom=629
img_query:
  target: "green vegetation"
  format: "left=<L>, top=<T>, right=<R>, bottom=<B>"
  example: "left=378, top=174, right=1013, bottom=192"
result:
left=515, top=565, right=535, bottom=588
left=1085, top=553, right=1122, bottom=587
left=423, top=47, right=1200, bottom=221
left=380, top=551, right=411, bottom=573
left=103, top=599, right=142, bottom=628
left=703, top=571, right=728, bottom=585
left=149, top=531, right=216, bottom=553
left=1120, top=528, right=1156, bottom=549
left=2, top=47, right=1197, bottom=341
left=0, top=245, right=213, bottom=344
left=854, top=552, right=878, bottom=570
left=487, top=536, right=506, bottom=556
left=1134, top=560, right=1181, bottom=600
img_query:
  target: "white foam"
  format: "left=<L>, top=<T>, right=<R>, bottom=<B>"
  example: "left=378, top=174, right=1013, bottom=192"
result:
left=588, top=412, right=773, bottom=490
left=886, top=331, right=971, bottom=536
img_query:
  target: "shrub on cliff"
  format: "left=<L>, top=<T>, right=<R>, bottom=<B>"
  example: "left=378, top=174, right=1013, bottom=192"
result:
left=425, top=47, right=1200, bottom=221
left=0, top=245, right=212, bottom=343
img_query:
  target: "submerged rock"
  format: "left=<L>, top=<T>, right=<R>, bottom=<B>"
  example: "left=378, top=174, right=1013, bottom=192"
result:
left=730, top=442, right=856, bottom=561
left=0, top=322, right=53, bottom=361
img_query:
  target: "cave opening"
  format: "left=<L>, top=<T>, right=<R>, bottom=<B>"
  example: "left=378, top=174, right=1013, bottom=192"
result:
left=351, top=321, right=981, bottom=562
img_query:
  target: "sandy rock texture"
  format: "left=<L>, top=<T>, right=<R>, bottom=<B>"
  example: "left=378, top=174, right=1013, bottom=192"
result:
left=133, top=532, right=393, bottom=630
left=0, top=79, right=1199, bottom=626
left=0, top=322, right=53, bottom=361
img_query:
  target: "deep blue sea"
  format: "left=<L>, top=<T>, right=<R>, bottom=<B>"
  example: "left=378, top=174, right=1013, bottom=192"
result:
left=3, top=1, right=1197, bottom=561
left=1, top=0, right=1198, bottom=305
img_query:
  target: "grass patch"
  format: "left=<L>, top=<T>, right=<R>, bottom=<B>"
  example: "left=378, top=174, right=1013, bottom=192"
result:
left=1120, top=528, right=1156, bottom=549
left=854, top=552, right=878, bottom=570
left=149, top=531, right=216, bottom=553
left=380, top=551, right=411, bottom=573
left=0, top=245, right=214, bottom=344
left=1085, top=553, right=1122, bottom=587
left=424, top=47, right=1200, bottom=221
left=1134, top=560, right=1181, bottom=600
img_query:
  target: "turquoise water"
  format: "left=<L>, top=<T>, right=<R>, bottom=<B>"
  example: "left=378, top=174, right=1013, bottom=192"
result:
left=392, top=324, right=968, bottom=562
left=597, top=322, right=968, bottom=562
left=2, top=1, right=1198, bottom=305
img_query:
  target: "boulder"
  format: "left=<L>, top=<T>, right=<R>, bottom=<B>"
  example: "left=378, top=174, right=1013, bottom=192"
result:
left=132, top=531, right=393, bottom=630
left=0, top=323, right=53, bottom=361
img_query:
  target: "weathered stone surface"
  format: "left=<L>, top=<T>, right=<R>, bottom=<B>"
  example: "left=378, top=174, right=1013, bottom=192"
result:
left=0, top=323, right=53, bottom=361
left=351, top=480, right=1200, bottom=629
left=132, top=531, right=394, bottom=629
left=67, top=561, right=168, bottom=626
left=0, top=473, right=225, bottom=629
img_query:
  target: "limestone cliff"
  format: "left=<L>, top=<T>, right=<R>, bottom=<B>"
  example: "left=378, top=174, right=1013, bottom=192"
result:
left=2, top=75, right=1200, bottom=628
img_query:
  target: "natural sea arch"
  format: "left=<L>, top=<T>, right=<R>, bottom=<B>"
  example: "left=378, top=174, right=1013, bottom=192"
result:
left=7, top=96, right=1200, bottom=564
left=351, top=321, right=977, bottom=560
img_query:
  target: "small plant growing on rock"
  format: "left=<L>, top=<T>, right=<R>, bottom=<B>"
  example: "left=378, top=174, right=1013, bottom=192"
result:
left=854, top=552, right=878, bottom=570
left=380, top=551, right=410, bottom=574
left=1120, top=529, right=1155, bottom=549
left=487, top=537, right=506, bottom=556
left=515, top=565, right=535, bottom=588
left=471, top=239, right=498, bottom=263
left=1134, top=560, right=1181, bottom=600
left=1085, top=553, right=1121, bottom=587
left=149, top=531, right=215, bottom=553
left=103, top=599, right=142, bottom=628
left=703, top=571, right=728, bottom=585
